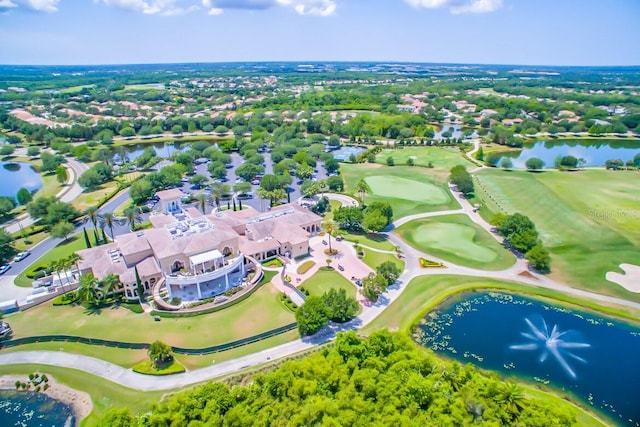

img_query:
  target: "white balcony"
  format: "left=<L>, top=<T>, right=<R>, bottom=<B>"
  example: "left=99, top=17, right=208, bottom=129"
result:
left=165, top=255, right=244, bottom=286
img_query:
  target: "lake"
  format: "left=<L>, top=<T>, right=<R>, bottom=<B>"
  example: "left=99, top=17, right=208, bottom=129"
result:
left=0, top=390, right=74, bottom=426
left=0, top=162, right=43, bottom=201
left=496, top=139, right=640, bottom=168
left=413, top=292, right=640, bottom=426
left=113, top=142, right=192, bottom=163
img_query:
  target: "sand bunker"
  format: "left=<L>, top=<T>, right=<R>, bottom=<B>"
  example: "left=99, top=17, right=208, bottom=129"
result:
left=606, top=263, right=640, bottom=293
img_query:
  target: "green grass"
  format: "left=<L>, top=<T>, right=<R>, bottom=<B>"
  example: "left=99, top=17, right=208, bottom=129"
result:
left=0, top=364, right=168, bottom=426
left=339, top=230, right=396, bottom=251
left=341, top=163, right=459, bottom=218
left=132, top=359, right=186, bottom=375
left=362, top=249, right=404, bottom=272
left=474, top=168, right=640, bottom=300
left=395, top=214, right=516, bottom=270
left=7, top=283, right=295, bottom=348
left=262, top=258, right=284, bottom=267
left=72, top=181, right=120, bottom=212
left=303, top=269, right=358, bottom=299
left=376, top=146, right=473, bottom=178
left=16, top=234, right=87, bottom=287
left=323, top=200, right=342, bottom=221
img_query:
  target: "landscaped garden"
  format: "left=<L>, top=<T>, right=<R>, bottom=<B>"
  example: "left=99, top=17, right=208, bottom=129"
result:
left=474, top=168, right=640, bottom=299
left=395, top=214, right=516, bottom=270
left=340, top=164, right=459, bottom=218
left=303, top=269, right=358, bottom=299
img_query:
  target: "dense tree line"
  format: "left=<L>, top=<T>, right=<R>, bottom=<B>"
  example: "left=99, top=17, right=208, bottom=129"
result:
left=98, top=330, right=579, bottom=426
left=449, top=165, right=474, bottom=197
left=296, top=288, right=360, bottom=336
left=492, top=213, right=551, bottom=273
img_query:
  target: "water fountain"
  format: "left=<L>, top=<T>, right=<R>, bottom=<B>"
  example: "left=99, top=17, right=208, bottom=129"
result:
left=510, top=314, right=590, bottom=379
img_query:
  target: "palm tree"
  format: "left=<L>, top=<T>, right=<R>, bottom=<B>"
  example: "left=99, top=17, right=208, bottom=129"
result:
left=99, top=273, right=121, bottom=302
left=123, top=206, right=141, bottom=231
left=66, top=253, right=82, bottom=283
left=322, top=220, right=337, bottom=255
left=256, top=187, right=269, bottom=211
left=496, top=381, right=525, bottom=418
left=195, top=194, right=208, bottom=214
left=50, top=259, right=64, bottom=292
left=210, top=182, right=224, bottom=209
left=355, top=178, right=370, bottom=206
left=84, top=206, right=99, bottom=228
left=102, top=212, right=115, bottom=240
left=77, top=273, right=99, bottom=305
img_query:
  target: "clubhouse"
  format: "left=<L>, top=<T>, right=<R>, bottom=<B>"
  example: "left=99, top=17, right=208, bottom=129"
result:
left=77, top=189, right=322, bottom=302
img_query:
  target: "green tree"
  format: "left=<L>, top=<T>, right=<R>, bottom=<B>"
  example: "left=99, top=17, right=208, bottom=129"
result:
left=322, top=288, right=359, bottom=323
left=0, top=197, right=16, bottom=220
left=148, top=340, right=173, bottom=367
left=376, top=261, right=401, bottom=287
left=355, top=178, right=371, bottom=206
left=123, top=206, right=140, bottom=231
left=50, top=221, right=74, bottom=241
left=55, top=166, right=67, bottom=184
left=77, top=272, right=99, bottom=304
left=361, top=273, right=387, bottom=302
left=321, top=220, right=337, bottom=254
left=0, top=229, right=15, bottom=265
left=525, top=157, right=545, bottom=171
left=526, top=244, right=551, bottom=273
left=333, top=206, right=363, bottom=231
left=295, top=296, right=328, bottom=336
left=295, top=163, right=314, bottom=181
left=449, top=165, right=474, bottom=197
left=98, top=408, right=135, bottom=427
left=102, top=212, right=115, bottom=239
left=386, top=156, right=395, bottom=166
left=475, top=146, right=485, bottom=161
left=0, top=145, right=15, bottom=156
left=16, top=188, right=32, bottom=206
left=189, top=174, right=208, bottom=188
left=362, top=209, right=387, bottom=233
left=40, top=152, right=64, bottom=172
left=45, top=201, right=79, bottom=227
left=99, top=273, right=121, bottom=301
left=500, top=157, right=513, bottom=170
left=78, top=169, right=103, bottom=189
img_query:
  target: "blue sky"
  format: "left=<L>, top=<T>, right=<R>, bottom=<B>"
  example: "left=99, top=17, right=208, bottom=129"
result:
left=0, top=0, right=639, bottom=66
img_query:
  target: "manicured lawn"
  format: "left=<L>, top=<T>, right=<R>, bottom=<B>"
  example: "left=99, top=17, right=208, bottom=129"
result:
left=303, top=269, right=358, bottom=299
left=474, top=168, right=640, bottom=300
left=395, top=214, right=516, bottom=270
left=7, top=283, right=295, bottom=348
left=72, top=181, right=119, bottom=212
left=341, top=164, right=459, bottom=218
left=376, top=146, right=473, bottom=179
left=362, top=249, right=404, bottom=272
left=0, top=364, right=167, bottom=426
left=339, top=230, right=396, bottom=251
left=13, top=230, right=49, bottom=251
left=15, top=234, right=87, bottom=287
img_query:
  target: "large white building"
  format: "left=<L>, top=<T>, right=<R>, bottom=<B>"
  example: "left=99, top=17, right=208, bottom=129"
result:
left=78, top=189, right=322, bottom=302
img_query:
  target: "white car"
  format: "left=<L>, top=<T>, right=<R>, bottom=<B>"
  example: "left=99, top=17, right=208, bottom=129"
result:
left=0, top=265, right=10, bottom=275
left=13, top=251, right=31, bottom=262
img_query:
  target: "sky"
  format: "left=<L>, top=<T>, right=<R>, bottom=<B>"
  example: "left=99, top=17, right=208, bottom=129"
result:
left=0, top=0, right=639, bottom=66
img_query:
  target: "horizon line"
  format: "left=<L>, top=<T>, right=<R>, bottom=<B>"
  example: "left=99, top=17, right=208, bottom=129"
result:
left=1, top=60, right=639, bottom=69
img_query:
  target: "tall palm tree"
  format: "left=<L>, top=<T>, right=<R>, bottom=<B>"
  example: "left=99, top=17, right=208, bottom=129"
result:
left=123, top=206, right=141, bottom=231
left=77, top=273, right=99, bottom=305
left=210, top=182, right=224, bottom=209
left=102, top=212, right=115, bottom=240
left=196, top=194, right=208, bottom=214
left=355, top=179, right=371, bottom=206
left=50, top=259, right=64, bottom=292
left=66, top=253, right=82, bottom=283
left=321, top=220, right=337, bottom=255
left=496, top=381, right=525, bottom=418
left=84, top=206, right=99, bottom=228
left=99, top=273, right=121, bottom=302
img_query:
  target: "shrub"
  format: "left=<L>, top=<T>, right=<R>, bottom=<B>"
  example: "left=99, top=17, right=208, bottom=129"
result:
left=52, top=294, right=77, bottom=306
left=296, top=260, right=315, bottom=275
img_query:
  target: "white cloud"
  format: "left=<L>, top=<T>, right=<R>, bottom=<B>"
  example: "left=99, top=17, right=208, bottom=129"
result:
left=1, top=0, right=60, bottom=13
left=99, top=0, right=198, bottom=16
left=96, top=0, right=335, bottom=16
left=277, top=0, right=336, bottom=16
left=405, top=0, right=503, bottom=14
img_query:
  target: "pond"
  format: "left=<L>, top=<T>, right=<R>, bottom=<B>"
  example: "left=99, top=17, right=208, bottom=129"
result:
left=0, top=162, right=43, bottom=201
left=113, top=142, right=184, bottom=163
left=0, top=390, right=74, bottom=426
left=433, top=125, right=478, bottom=140
left=495, top=139, right=640, bottom=168
left=413, top=292, right=640, bottom=426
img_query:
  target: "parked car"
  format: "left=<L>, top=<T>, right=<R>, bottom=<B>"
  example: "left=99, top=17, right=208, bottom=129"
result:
left=0, top=265, right=11, bottom=275
left=13, top=251, right=31, bottom=262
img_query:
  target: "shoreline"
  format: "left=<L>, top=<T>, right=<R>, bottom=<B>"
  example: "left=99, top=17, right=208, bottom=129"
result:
left=0, top=374, right=93, bottom=426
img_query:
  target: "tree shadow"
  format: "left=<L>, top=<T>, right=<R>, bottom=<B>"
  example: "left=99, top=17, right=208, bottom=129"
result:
left=83, top=304, right=102, bottom=316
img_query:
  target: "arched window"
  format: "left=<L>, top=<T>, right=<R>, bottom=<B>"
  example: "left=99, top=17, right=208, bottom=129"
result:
left=171, top=260, right=184, bottom=273
left=222, top=246, right=233, bottom=257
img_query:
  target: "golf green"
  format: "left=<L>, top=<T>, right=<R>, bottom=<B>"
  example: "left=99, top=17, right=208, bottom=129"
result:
left=396, top=215, right=516, bottom=270
left=365, top=175, right=450, bottom=205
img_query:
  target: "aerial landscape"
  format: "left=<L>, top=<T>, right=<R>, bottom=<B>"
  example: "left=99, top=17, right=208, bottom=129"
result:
left=0, top=0, right=639, bottom=426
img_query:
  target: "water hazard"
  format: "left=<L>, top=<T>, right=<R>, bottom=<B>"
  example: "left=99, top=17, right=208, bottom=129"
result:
left=413, top=292, right=640, bottom=426
left=0, top=390, right=74, bottom=426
